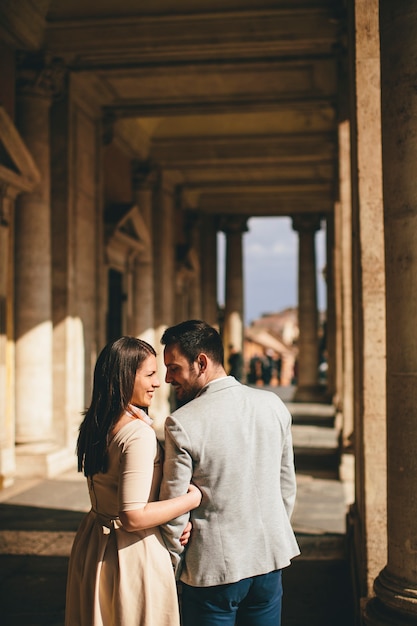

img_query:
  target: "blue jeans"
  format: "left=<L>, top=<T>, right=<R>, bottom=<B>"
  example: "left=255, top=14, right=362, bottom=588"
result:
left=181, top=570, right=282, bottom=626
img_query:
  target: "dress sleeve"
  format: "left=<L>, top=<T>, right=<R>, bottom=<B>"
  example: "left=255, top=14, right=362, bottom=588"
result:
left=118, top=423, right=157, bottom=512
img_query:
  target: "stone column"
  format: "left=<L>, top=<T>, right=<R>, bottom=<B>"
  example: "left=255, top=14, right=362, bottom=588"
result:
left=14, top=57, right=57, bottom=444
left=184, top=211, right=202, bottom=320
left=337, top=120, right=354, bottom=446
left=292, top=214, right=323, bottom=402
left=49, top=82, right=101, bottom=464
left=200, top=214, right=219, bottom=329
left=324, top=215, right=336, bottom=401
left=343, top=0, right=387, bottom=615
left=364, top=2, right=417, bottom=623
left=0, top=188, right=17, bottom=486
left=220, top=216, right=248, bottom=370
left=132, top=162, right=156, bottom=347
left=152, top=172, right=175, bottom=438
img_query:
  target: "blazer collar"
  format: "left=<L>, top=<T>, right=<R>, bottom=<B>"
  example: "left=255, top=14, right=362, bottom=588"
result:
left=196, top=375, right=240, bottom=398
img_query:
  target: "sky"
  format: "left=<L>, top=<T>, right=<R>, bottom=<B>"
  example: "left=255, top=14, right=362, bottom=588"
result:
left=217, top=216, right=327, bottom=326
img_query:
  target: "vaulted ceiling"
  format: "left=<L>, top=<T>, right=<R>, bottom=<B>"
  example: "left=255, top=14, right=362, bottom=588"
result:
left=1, top=0, right=346, bottom=218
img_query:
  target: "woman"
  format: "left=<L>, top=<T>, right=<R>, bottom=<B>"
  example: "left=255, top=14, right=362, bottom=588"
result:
left=65, top=337, right=201, bottom=626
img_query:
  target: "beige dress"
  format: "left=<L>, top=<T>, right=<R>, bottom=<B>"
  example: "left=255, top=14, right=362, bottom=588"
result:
left=65, top=420, right=180, bottom=626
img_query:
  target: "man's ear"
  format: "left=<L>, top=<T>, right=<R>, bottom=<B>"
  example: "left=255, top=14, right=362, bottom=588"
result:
left=197, top=354, right=208, bottom=371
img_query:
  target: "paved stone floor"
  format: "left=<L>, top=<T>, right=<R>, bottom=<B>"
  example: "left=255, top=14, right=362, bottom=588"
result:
left=0, top=387, right=356, bottom=625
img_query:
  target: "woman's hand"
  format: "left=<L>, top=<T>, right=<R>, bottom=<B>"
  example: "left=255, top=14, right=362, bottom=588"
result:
left=187, top=483, right=202, bottom=508
left=180, top=521, right=192, bottom=546
left=178, top=485, right=201, bottom=545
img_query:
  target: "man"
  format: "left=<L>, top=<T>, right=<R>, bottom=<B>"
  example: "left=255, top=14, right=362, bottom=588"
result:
left=227, top=344, right=244, bottom=381
left=160, top=320, right=300, bottom=626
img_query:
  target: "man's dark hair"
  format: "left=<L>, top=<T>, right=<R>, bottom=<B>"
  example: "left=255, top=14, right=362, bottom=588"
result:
left=161, top=319, right=224, bottom=366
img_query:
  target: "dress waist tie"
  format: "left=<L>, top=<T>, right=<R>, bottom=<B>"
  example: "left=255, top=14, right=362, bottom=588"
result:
left=93, top=511, right=122, bottom=535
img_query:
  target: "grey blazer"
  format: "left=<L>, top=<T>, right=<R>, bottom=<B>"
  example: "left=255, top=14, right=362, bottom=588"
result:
left=160, top=376, right=300, bottom=587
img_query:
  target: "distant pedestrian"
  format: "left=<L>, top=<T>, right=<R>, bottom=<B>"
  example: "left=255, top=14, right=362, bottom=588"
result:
left=275, top=354, right=282, bottom=385
left=228, top=344, right=244, bottom=381
left=262, top=349, right=274, bottom=385
left=248, top=353, right=263, bottom=384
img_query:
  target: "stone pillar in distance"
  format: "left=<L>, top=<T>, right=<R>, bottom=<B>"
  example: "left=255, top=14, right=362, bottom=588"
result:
left=132, top=161, right=156, bottom=347
left=220, top=216, right=248, bottom=371
left=200, top=213, right=219, bottom=329
left=152, top=172, right=175, bottom=438
left=292, top=214, right=323, bottom=402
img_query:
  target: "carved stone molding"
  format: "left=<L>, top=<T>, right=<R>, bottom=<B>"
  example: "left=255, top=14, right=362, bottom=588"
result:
left=0, top=0, right=47, bottom=51
left=292, top=213, right=323, bottom=233
left=105, top=204, right=151, bottom=270
left=218, top=215, right=248, bottom=235
left=44, top=8, right=342, bottom=67
left=0, top=183, right=12, bottom=226
left=0, top=105, right=40, bottom=194
left=151, top=132, right=337, bottom=167
left=198, top=191, right=332, bottom=216
left=102, top=109, right=116, bottom=146
left=132, top=160, right=159, bottom=191
left=16, top=53, right=67, bottom=101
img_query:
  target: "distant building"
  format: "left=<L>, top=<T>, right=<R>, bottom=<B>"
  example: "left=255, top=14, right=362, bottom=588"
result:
left=244, top=309, right=298, bottom=386
left=251, top=307, right=299, bottom=347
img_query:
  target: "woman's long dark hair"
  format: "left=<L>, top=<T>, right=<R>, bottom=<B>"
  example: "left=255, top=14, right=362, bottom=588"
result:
left=77, top=336, right=156, bottom=477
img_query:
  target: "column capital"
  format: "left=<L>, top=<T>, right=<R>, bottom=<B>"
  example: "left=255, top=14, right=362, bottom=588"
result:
left=17, top=52, right=67, bottom=101
left=102, top=110, right=116, bottom=146
left=132, top=159, right=159, bottom=190
left=292, top=213, right=322, bottom=234
left=0, top=184, right=12, bottom=226
left=219, top=215, right=248, bottom=235
left=0, top=179, right=19, bottom=199
left=184, top=209, right=201, bottom=229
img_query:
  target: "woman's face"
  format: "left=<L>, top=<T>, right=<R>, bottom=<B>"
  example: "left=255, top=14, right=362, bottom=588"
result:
left=130, top=354, right=160, bottom=408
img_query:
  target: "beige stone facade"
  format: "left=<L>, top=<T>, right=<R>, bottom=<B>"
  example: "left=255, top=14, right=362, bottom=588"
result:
left=0, top=0, right=416, bottom=622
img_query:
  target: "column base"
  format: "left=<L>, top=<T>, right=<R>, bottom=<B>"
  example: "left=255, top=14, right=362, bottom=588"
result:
left=363, top=596, right=417, bottom=625
left=363, top=566, right=417, bottom=625
left=15, top=442, right=76, bottom=479
left=293, top=384, right=330, bottom=403
left=0, top=446, right=16, bottom=489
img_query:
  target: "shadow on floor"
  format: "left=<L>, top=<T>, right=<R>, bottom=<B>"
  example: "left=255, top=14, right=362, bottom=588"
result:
left=282, top=557, right=355, bottom=626
left=0, top=553, right=68, bottom=626
left=0, top=553, right=355, bottom=626
left=0, top=503, right=355, bottom=626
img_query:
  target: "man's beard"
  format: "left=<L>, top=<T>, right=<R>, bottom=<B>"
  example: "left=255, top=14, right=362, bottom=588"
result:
left=175, top=386, right=197, bottom=408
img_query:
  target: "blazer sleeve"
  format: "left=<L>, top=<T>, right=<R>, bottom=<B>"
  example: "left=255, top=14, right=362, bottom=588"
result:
left=159, top=415, right=193, bottom=573
left=280, top=412, right=297, bottom=519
